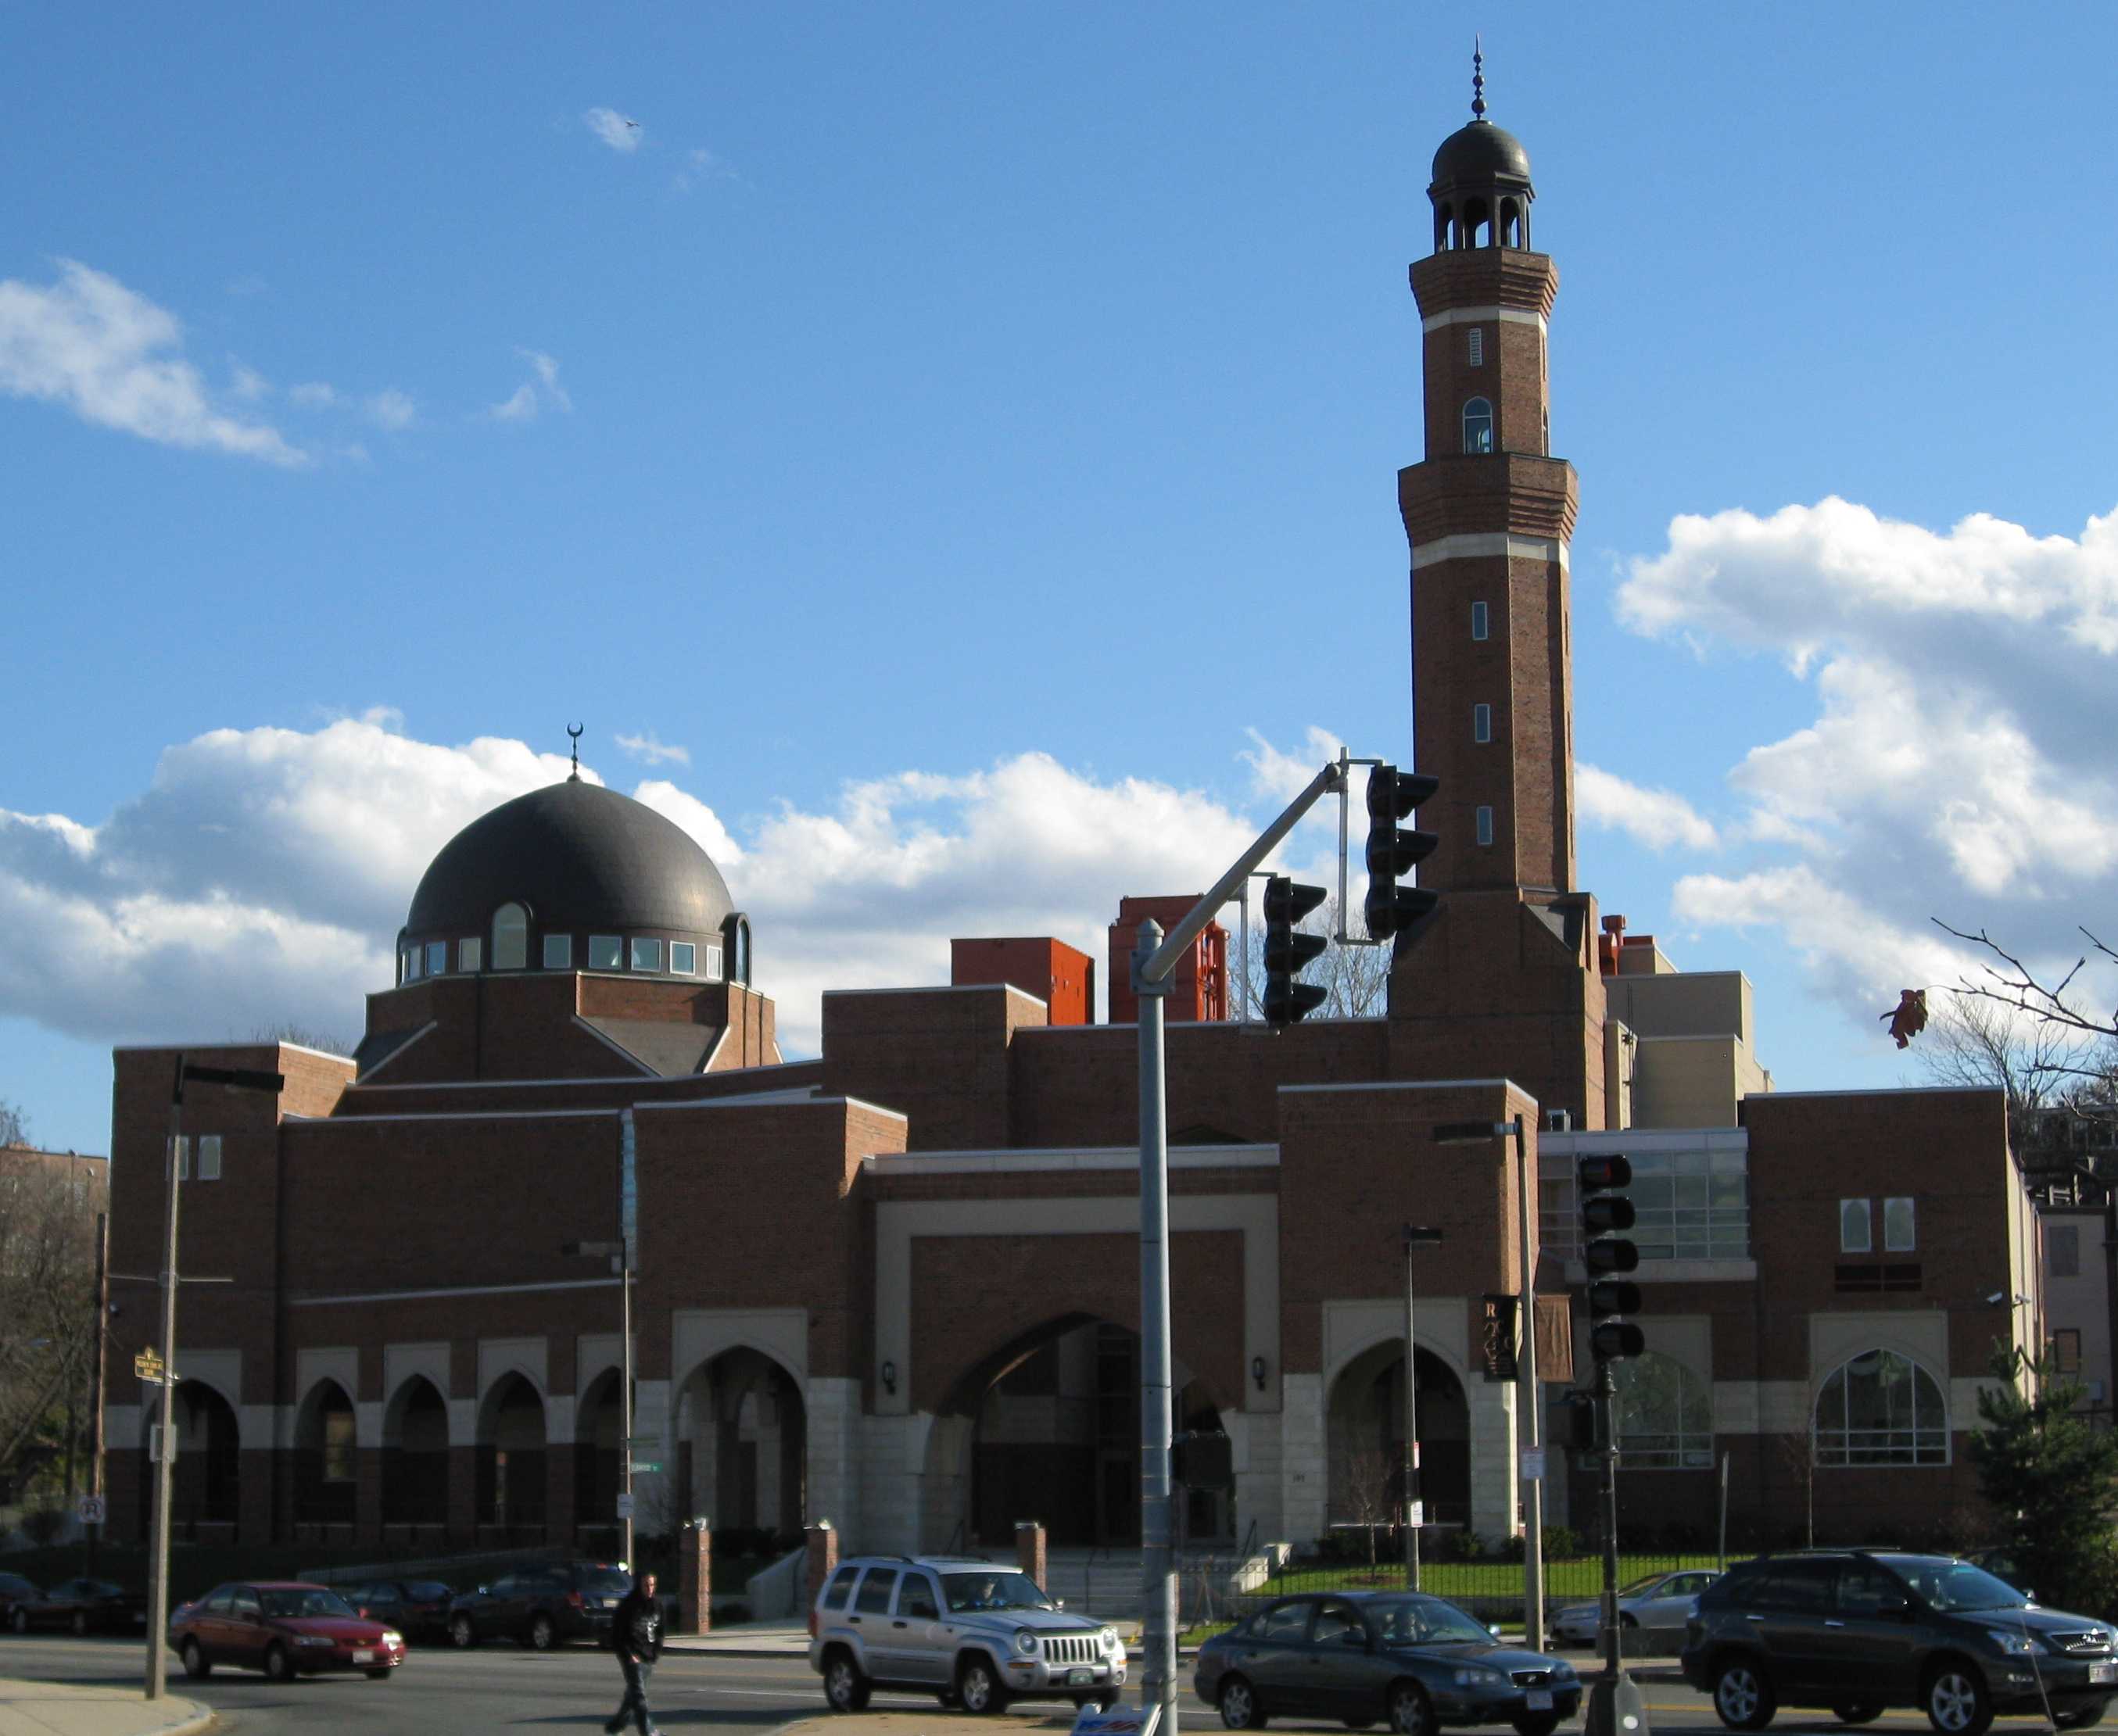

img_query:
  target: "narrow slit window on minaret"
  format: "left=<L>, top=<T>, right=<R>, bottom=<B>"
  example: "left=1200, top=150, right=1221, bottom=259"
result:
left=1462, top=398, right=1493, bottom=453
left=1475, top=806, right=1494, bottom=847
left=1468, top=326, right=1484, bottom=367
left=1474, top=704, right=1493, bottom=744
left=1471, top=601, right=1489, bottom=641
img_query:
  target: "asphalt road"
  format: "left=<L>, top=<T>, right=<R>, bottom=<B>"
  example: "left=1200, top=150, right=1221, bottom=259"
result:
left=0, top=1638, right=2081, bottom=1736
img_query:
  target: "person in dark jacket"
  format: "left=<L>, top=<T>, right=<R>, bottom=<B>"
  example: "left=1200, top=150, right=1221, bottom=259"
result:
left=605, top=1570, right=664, bottom=1736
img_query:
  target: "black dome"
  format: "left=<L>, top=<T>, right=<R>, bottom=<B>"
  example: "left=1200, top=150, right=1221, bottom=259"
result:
left=405, top=779, right=735, bottom=938
left=1432, top=119, right=1531, bottom=186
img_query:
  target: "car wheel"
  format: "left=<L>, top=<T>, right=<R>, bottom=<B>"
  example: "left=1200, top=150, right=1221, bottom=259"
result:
left=71, top=1610, right=89, bottom=1637
left=1833, top=1703, right=1886, bottom=1725
left=11, top=1607, right=29, bottom=1634
left=263, top=1641, right=294, bottom=1683
left=959, top=1655, right=1009, bottom=1716
left=2055, top=1705, right=2107, bottom=1731
left=527, top=1613, right=555, bottom=1651
left=1514, top=1716, right=1561, bottom=1736
left=1926, top=1663, right=1993, bottom=1736
left=449, top=1613, right=477, bottom=1649
left=1217, top=1673, right=1265, bottom=1730
left=823, top=1648, right=871, bottom=1713
left=1714, top=1658, right=1776, bottom=1731
left=1388, top=1679, right=1433, bottom=1736
left=181, top=1638, right=211, bottom=1680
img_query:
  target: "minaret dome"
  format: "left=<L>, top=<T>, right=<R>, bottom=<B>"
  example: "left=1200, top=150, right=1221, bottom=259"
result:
left=1427, top=45, right=1534, bottom=252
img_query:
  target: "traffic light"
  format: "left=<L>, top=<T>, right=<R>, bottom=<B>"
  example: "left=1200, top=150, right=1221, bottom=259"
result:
left=1579, top=1154, right=1643, bottom=1361
left=1364, top=765, right=1440, bottom=943
left=1564, top=1389, right=1598, bottom=1451
left=1262, top=875, right=1328, bottom=1027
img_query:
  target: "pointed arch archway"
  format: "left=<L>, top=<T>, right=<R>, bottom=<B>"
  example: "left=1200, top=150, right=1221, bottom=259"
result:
left=292, top=1378, right=357, bottom=1530
left=475, top=1371, right=548, bottom=1541
left=382, top=1375, right=450, bottom=1532
left=672, top=1347, right=806, bottom=1540
left=1325, top=1340, right=1471, bottom=1535
left=575, top=1369, right=628, bottom=1546
left=142, top=1380, right=240, bottom=1540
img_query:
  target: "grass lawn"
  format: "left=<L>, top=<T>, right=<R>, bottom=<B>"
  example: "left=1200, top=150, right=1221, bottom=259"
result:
left=1256, top=1555, right=1724, bottom=1605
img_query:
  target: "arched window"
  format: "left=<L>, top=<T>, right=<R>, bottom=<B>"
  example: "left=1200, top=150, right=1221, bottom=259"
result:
left=1814, top=1349, right=1948, bottom=1466
left=1461, top=398, right=1494, bottom=454
left=1613, top=1351, right=1713, bottom=1468
left=491, top=902, right=528, bottom=971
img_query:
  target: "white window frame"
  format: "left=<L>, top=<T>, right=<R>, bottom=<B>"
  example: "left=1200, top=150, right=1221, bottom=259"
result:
left=588, top=935, right=623, bottom=971
left=629, top=937, right=664, bottom=973
left=670, top=941, right=696, bottom=975
left=1883, top=1196, right=1916, bottom=1253
left=403, top=948, right=422, bottom=983
left=1461, top=396, right=1494, bottom=454
left=196, top=1135, right=222, bottom=1182
left=1839, top=1197, right=1873, bottom=1253
left=1813, top=1349, right=1949, bottom=1467
left=492, top=902, right=529, bottom=972
left=1471, top=600, right=1489, bottom=642
left=1613, top=1350, right=1715, bottom=1469
left=1475, top=805, right=1493, bottom=847
left=543, top=933, right=572, bottom=970
left=1473, top=703, right=1493, bottom=743
left=704, top=943, right=725, bottom=983
left=459, top=937, right=482, bottom=973
left=1467, top=326, right=1484, bottom=367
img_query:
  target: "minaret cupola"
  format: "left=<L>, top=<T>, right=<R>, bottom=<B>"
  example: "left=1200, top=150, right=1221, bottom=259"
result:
left=1428, top=43, right=1534, bottom=252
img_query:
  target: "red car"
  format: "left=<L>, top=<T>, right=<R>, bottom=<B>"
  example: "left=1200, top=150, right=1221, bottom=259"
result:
left=168, top=1580, right=407, bottom=1682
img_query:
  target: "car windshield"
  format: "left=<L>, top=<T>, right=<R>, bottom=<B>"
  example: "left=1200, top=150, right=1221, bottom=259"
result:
left=941, top=1571, right=1054, bottom=1613
left=579, top=1570, right=634, bottom=1596
left=1618, top=1573, right=1670, bottom=1596
left=1368, top=1597, right=1494, bottom=1645
left=407, top=1581, right=453, bottom=1601
left=260, top=1588, right=357, bottom=1620
left=1883, top=1559, right=2027, bottom=1613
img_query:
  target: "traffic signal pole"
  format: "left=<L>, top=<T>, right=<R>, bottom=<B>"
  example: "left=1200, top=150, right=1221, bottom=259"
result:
left=1134, top=757, right=1346, bottom=1733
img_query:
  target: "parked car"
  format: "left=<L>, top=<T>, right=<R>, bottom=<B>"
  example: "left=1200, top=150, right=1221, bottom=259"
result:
left=0, top=1573, right=45, bottom=1630
left=1548, top=1569, right=1722, bottom=1648
left=9, top=1577, right=147, bottom=1636
left=1683, top=1549, right=2118, bottom=1735
left=809, top=1554, right=1127, bottom=1713
left=167, top=1580, right=406, bottom=1681
left=1195, top=1590, right=1581, bottom=1735
left=446, top=1562, right=633, bottom=1650
left=339, top=1578, right=455, bottom=1644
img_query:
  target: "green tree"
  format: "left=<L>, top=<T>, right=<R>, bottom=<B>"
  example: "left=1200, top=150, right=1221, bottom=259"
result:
left=1967, top=1346, right=2118, bottom=1614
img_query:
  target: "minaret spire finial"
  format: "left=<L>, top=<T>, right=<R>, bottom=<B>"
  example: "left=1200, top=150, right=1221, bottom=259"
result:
left=1471, top=35, right=1486, bottom=120
left=567, top=722, right=583, bottom=782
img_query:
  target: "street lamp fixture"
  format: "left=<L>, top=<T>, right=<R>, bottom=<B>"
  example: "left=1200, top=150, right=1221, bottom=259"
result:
left=880, top=1359, right=898, bottom=1395
left=1250, top=1355, right=1267, bottom=1391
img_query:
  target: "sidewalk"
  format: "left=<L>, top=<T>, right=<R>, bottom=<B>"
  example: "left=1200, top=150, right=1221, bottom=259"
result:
left=0, top=1680, right=211, bottom=1736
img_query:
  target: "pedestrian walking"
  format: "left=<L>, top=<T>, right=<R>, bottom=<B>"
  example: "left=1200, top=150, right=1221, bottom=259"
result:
left=605, top=1568, right=664, bottom=1736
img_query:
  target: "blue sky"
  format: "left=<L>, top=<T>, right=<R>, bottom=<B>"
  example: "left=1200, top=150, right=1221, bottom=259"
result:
left=5, top=4, right=2117, bottom=1156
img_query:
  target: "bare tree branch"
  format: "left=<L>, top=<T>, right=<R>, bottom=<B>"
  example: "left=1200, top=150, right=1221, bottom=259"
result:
left=1233, top=894, right=1392, bottom=1022
left=1932, top=918, right=2118, bottom=1060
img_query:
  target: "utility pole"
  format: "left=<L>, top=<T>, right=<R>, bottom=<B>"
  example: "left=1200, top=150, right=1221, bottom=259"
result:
left=1401, top=1226, right=1443, bottom=1591
left=88, top=1209, right=107, bottom=1577
left=1583, top=1356, right=1648, bottom=1736
left=1511, top=1114, right=1543, bottom=1650
left=565, top=1109, right=636, bottom=1570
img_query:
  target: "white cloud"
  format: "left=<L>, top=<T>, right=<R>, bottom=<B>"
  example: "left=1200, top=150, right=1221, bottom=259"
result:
left=288, top=381, right=337, bottom=409
left=518, top=349, right=571, bottom=412
left=366, top=388, right=416, bottom=431
left=0, top=260, right=306, bottom=465
left=1576, top=762, right=1719, bottom=852
left=487, top=349, right=571, bottom=422
left=228, top=362, right=270, bottom=403
left=1622, top=496, right=2118, bottom=1040
left=487, top=383, right=538, bottom=423
left=0, top=721, right=1342, bottom=1059
left=674, top=147, right=738, bottom=193
left=616, top=731, right=690, bottom=767
left=584, top=108, right=642, bottom=152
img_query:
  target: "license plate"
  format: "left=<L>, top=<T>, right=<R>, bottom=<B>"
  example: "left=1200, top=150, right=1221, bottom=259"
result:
left=1069, top=1669, right=1095, bottom=1685
left=352, top=1648, right=375, bottom=1663
left=2092, top=1663, right=2118, bottom=1685
left=1526, top=1691, right=1554, bottom=1709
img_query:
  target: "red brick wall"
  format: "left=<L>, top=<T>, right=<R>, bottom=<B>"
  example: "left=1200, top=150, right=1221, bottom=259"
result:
left=821, top=986, right=1045, bottom=1151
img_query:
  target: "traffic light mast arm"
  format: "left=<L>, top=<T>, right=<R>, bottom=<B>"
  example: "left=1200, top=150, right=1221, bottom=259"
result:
left=1134, top=758, right=1345, bottom=992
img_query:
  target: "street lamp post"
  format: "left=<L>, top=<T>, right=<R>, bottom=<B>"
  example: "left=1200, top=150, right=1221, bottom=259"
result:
left=143, top=1058, right=282, bottom=1702
left=1401, top=1226, right=1443, bottom=1591
left=565, top=1239, right=635, bottom=1566
left=1432, top=1116, right=1543, bottom=1650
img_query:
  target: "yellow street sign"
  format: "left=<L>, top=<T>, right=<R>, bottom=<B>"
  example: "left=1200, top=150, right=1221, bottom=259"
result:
left=134, top=1348, right=165, bottom=1382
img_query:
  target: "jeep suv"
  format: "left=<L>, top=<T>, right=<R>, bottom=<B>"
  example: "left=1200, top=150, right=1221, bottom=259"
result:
left=808, top=1555, right=1127, bottom=1714
left=1682, top=1550, right=2118, bottom=1736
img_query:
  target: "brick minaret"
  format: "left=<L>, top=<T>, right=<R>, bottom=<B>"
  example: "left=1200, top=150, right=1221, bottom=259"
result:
left=1388, top=66, right=1605, bottom=1127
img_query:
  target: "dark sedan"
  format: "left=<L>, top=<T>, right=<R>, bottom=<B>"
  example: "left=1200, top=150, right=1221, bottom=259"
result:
left=446, top=1562, right=631, bottom=1650
left=1196, top=1591, right=1582, bottom=1736
left=341, top=1577, right=456, bottom=1644
left=0, top=1573, right=43, bottom=1630
left=9, top=1577, right=147, bottom=1636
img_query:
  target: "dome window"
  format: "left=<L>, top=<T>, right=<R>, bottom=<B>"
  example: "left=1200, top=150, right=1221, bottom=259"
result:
left=425, top=940, right=447, bottom=977
left=403, top=947, right=423, bottom=983
left=589, top=935, right=622, bottom=971
left=670, top=942, right=696, bottom=975
left=629, top=938, right=664, bottom=973
left=459, top=937, right=482, bottom=973
left=492, top=903, right=529, bottom=971
left=726, top=915, right=752, bottom=986
left=1462, top=397, right=1494, bottom=454
left=703, top=943, right=725, bottom=983
left=543, top=934, right=572, bottom=969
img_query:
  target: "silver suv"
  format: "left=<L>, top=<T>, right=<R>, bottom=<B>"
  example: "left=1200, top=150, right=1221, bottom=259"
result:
left=809, top=1555, right=1127, bottom=1714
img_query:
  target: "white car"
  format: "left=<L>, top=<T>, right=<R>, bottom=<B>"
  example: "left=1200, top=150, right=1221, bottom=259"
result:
left=1547, top=1570, right=1720, bottom=1648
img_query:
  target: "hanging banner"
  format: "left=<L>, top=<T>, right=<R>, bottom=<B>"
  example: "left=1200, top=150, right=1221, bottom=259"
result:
left=1479, top=1293, right=1519, bottom=1382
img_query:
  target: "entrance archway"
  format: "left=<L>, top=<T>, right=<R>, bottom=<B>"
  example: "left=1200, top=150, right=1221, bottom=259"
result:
left=1326, top=1343, right=1470, bottom=1536
left=575, top=1369, right=626, bottom=1543
left=926, top=1317, right=1224, bottom=1550
left=292, top=1379, right=357, bottom=1529
left=381, top=1376, right=449, bottom=1530
left=143, top=1380, right=239, bottom=1539
left=475, top=1373, right=547, bottom=1540
left=673, top=1348, right=806, bottom=1539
